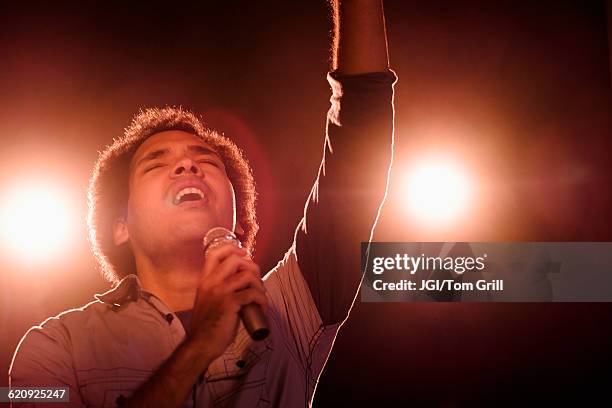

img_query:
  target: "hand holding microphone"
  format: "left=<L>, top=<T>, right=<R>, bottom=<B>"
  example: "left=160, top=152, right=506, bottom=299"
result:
left=202, top=227, right=270, bottom=341
left=186, top=227, right=269, bottom=362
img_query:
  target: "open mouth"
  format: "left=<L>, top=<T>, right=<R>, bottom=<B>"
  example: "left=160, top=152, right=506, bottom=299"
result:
left=173, top=187, right=205, bottom=205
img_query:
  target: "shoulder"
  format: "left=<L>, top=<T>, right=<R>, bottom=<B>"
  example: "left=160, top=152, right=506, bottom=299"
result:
left=25, top=274, right=145, bottom=342
left=262, top=245, right=306, bottom=294
left=262, top=246, right=323, bottom=327
left=14, top=297, right=114, bottom=360
left=262, top=245, right=298, bottom=280
left=10, top=298, right=110, bottom=381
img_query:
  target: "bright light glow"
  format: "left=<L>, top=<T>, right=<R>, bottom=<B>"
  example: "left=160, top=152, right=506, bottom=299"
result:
left=402, top=160, right=474, bottom=227
left=0, top=183, right=76, bottom=262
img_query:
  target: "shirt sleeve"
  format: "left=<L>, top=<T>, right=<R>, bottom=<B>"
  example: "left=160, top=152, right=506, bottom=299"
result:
left=294, top=69, right=397, bottom=325
left=263, top=247, right=341, bottom=380
left=9, top=318, right=86, bottom=408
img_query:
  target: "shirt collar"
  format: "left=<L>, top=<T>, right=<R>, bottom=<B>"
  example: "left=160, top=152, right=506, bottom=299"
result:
left=95, top=274, right=144, bottom=307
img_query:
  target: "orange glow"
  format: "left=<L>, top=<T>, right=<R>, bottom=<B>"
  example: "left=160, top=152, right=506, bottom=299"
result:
left=0, top=181, right=77, bottom=263
left=400, top=158, right=475, bottom=228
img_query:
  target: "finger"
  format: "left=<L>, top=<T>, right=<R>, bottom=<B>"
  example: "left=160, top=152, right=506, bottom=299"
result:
left=222, top=257, right=262, bottom=281
left=232, top=288, right=269, bottom=312
left=202, top=243, right=248, bottom=277
left=209, top=255, right=261, bottom=286
left=224, top=269, right=265, bottom=293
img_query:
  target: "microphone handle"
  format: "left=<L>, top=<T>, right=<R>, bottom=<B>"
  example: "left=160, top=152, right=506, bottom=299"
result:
left=240, top=303, right=270, bottom=341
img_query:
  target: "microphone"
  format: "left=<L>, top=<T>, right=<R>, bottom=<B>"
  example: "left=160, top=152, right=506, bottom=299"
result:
left=203, top=227, right=270, bottom=341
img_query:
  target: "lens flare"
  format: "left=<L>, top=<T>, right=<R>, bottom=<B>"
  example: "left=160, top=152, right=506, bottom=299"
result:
left=402, top=160, right=474, bottom=227
left=0, top=183, right=76, bottom=262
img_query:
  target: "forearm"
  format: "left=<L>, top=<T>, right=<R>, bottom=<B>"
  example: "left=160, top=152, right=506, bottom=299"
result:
left=332, top=0, right=389, bottom=74
left=124, top=340, right=212, bottom=408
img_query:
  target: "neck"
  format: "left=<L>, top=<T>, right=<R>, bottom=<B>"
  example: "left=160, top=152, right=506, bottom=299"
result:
left=134, top=241, right=203, bottom=312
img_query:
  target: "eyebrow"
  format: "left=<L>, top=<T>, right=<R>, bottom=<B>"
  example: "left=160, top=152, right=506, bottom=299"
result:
left=136, top=145, right=221, bottom=168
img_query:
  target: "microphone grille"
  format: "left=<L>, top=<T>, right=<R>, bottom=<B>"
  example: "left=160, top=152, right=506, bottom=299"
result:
left=203, top=227, right=239, bottom=254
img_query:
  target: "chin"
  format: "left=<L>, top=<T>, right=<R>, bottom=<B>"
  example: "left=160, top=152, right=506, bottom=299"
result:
left=165, top=226, right=210, bottom=246
left=167, top=215, right=233, bottom=242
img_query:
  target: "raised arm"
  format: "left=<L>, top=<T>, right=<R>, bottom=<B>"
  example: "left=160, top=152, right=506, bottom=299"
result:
left=293, top=0, right=396, bottom=325
left=332, top=0, right=390, bottom=74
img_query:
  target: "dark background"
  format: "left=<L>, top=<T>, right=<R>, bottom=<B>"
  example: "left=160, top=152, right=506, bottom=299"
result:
left=1, top=0, right=611, bottom=406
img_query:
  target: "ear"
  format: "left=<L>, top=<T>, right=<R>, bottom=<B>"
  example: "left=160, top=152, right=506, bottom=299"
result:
left=113, top=217, right=130, bottom=246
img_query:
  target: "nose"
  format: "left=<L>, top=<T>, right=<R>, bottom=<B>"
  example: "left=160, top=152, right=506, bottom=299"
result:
left=171, top=156, right=202, bottom=178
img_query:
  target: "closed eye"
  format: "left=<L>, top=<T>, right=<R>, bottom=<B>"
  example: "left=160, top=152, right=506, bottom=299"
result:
left=144, top=164, right=165, bottom=172
left=197, top=159, right=222, bottom=168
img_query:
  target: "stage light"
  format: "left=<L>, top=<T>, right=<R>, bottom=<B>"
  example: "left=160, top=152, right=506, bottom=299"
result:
left=0, top=183, right=76, bottom=262
left=401, top=160, right=474, bottom=227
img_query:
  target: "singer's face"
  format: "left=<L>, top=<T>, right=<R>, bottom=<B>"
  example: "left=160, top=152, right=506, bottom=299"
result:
left=117, top=130, right=237, bottom=253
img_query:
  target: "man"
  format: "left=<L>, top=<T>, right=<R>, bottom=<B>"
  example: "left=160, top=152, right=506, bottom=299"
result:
left=9, top=0, right=396, bottom=406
